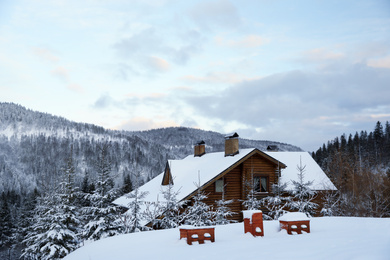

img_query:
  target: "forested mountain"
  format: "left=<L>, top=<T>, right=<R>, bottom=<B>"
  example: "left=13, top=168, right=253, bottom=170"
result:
left=0, top=102, right=302, bottom=259
left=0, top=102, right=301, bottom=194
left=312, top=121, right=390, bottom=217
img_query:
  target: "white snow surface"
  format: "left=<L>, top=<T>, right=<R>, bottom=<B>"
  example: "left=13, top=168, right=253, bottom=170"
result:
left=278, top=212, right=309, bottom=221
left=64, top=217, right=390, bottom=260
left=264, top=151, right=337, bottom=191
left=114, top=149, right=336, bottom=213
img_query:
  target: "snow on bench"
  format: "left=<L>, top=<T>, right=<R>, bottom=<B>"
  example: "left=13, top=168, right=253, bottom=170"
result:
left=279, top=212, right=310, bottom=235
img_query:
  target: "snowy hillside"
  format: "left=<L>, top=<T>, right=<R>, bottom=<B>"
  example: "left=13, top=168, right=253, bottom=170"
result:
left=64, top=217, right=390, bottom=260
left=0, top=102, right=302, bottom=194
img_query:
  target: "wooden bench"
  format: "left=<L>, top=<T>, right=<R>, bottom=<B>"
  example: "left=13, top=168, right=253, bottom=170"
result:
left=179, top=227, right=215, bottom=245
left=279, top=220, right=310, bottom=235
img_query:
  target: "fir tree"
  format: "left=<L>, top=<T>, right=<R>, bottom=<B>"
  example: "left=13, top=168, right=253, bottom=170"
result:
left=261, top=182, right=290, bottom=220
left=153, top=183, right=184, bottom=229
left=182, top=177, right=214, bottom=226
left=21, top=147, right=81, bottom=259
left=242, top=169, right=261, bottom=210
left=124, top=171, right=150, bottom=233
left=214, top=181, right=235, bottom=225
left=289, top=158, right=318, bottom=217
left=82, top=143, right=123, bottom=241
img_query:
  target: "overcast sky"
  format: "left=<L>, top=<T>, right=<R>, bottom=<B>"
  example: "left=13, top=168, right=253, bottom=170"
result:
left=1, top=0, right=389, bottom=151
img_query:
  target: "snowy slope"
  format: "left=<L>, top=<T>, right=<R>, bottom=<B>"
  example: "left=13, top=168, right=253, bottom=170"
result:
left=64, top=217, right=390, bottom=260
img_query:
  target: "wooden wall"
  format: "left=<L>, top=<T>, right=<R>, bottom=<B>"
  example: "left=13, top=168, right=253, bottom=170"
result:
left=200, top=152, right=280, bottom=222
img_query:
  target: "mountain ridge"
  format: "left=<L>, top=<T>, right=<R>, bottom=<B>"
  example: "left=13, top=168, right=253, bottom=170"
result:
left=0, top=102, right=302, bottom=193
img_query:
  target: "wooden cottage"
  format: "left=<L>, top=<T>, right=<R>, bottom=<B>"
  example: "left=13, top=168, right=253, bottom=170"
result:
left=114, top=133, right=336, bottom=223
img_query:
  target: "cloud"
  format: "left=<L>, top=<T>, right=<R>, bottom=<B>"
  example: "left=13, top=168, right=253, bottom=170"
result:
left=93, top=93, right=118, bottom=109
left=368, top=55, right=390, bottom=69
left=145, top=56, right=170, bottom=72
left=215, top=34, right=269, bottom=48
left=181, top=63, right=390, bottom=151
left=50, top=66, right=69, bottom=82
left=67, top=83, right=83, bottom=93
left=32, top=47, right=59, bottom=63
left=115, top=117, right=179, bottom=131
left=113, top=27, right=201, bottom=75
left=188, top=0, right=241, bottom=31
left=300, top=48, right=345, bottom=63
left=181, top=71, right=259, bottom=85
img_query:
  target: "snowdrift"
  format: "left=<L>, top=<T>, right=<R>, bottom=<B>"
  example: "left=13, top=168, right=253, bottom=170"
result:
left=65, top=217, right=390, bottom=260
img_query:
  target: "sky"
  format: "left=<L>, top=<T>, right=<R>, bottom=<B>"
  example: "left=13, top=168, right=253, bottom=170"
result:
left=1, top=0, right=390, bottom=152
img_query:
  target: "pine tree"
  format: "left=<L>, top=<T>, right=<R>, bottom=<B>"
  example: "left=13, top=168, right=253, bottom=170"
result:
left=214, top=182, right=235, bottom=225
left=0, top=193, right=13, bottom=248
left=242, top=170, right=261, bottom=210
left=260, top=182, right=290, bottom=220
left=124, top=171, right=150, bottom=233
left=82, top=143, right=123, bottom=241
left=153, top=183, right=184, bottom=229
left=289, top=158, right=318, bottom=217
left=121, top=173, right=133, bottom=194
left=21, top=147, right=81, bottom=260
left=182, top=178, right=214, bottom=226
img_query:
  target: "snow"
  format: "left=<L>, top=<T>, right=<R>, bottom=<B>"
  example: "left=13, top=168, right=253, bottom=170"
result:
left=278, top=212, right=309, bottom=221
left=242, top=210, right=262, bottom=219
left=264, top=151, right=337, bottom=191
left=64, top=217, right=390, bottom=260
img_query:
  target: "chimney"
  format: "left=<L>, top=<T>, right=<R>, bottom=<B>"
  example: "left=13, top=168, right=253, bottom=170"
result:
left=225, top=132, right=239, bottom=156
left=194, top=140, right=206, bottom=157
left=267, top=145, right=278, bottom=151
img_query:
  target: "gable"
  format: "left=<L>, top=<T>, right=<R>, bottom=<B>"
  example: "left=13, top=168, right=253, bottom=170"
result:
left=161, top=162, right=173, bottom=185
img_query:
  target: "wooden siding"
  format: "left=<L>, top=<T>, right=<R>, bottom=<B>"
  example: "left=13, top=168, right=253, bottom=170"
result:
left=198, top=153, right=281, bottom=222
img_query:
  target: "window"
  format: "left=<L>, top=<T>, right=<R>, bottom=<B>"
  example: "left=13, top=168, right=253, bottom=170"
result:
left=215, top=179, right=224, bottom=193
left=253, top=176, right=268, bottom=193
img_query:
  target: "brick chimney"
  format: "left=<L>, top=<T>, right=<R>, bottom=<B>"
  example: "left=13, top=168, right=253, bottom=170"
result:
left=225, top=133, right=239, bottom=156
left=194, top=140, right=206, bottom=157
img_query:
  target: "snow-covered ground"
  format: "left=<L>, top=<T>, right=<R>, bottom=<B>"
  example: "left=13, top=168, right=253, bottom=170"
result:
left=65, top=217, right=390, bottom=260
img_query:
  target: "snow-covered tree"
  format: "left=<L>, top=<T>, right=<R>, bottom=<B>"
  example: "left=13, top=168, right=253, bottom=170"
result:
left=242, top=171, right=261, bottom=210
left=214, top=182, right=235, bottom=225
left=260, top=182, right=290, bottom=220
left=124, top=171, right=150, bottom=233
left=22, top=147, right=82, bottom=259
left=182, top=178, right=214, bottom=226
left=289, top=158, right=318, bottom=216
left=153, top=183, right=185, bottom=229
left=82, top=143, right=123, bottom=241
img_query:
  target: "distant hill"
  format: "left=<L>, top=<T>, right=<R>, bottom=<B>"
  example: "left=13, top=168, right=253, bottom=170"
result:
left=0, top=102, right=302, bottom=193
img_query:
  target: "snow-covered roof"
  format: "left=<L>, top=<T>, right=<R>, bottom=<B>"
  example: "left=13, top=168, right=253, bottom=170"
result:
left=264, top=151, right=337, bottom=191
left=114, top=149, right=336, bottom=209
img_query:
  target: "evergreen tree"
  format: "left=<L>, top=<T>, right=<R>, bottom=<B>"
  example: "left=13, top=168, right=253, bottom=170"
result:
left=121, top=173, right=133, bottom=194
left=0, top=193, right=13, bottom=248
left=124, top=171, right=150, bottom=233
left=182, top=179, right=214, bottom=226
left=214, top=182, right=235, bottom=225
left=261, top=182, right=290, bottom=220
left=289, top=158, right=318, bottom=217
left=242, top=170, right=261, bottom=210
left=153, top=183, right=184, bottom=229
left=82, top=143, right=123, bottom=241
left=21, top=147, right=81, bottom=260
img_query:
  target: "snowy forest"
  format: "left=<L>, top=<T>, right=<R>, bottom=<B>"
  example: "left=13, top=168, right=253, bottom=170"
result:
left=0, top=102, right=300, bottom=259
left=312, top=121, right=390, bottom=217
left=0, top=102, right=389, bottom=259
